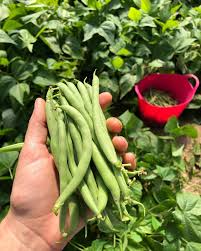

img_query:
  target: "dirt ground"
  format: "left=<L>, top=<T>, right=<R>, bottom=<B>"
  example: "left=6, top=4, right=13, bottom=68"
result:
left=182, top=125, right=201, bottom=195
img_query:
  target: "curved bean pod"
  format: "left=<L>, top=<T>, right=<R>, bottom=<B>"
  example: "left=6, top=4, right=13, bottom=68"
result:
left=92, top=73, right=121, bottom=168
left=53, top=104, right=92, bottom=214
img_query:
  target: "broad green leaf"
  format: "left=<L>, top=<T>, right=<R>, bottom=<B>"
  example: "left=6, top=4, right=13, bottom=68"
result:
left=83, top=23, right=98, bottom=41
left=140, top=16, right=156, bottom=27
left=148, top=59, right=164, bottom=68
left=3, top=20, right=22, bottom=32
left=170, top=4, right=182, bottom=14
left=129, top=232, right=142, bottom=243
left=172, top=144, right=184, bottom=157
left=112, top=56, right=124, bottom=69
left=162, top=20, right=179, bottom=33
left=0, top=29, right=16, bottom=44
left=18, top=29, right=37, bottom=52
left=117, top=48, right=132, bottom=56
left=33, top=70, right=57, bottom=87
left=9, top=83, right=30, bottom=105
left=99, top=21, right=116, bottom=45
left=164, top=117, right=178, bottom=133
left=119, top=110, right=143, bottom=136
left=84, top=20, right=115, bottom=44
left=0, top=4, right=9, bottom=21
left=87, top=239, right=107, bottom=251
left=99, top=72, right=119, bottom=101
left=170, top=125, right=198, bottom=138
left=128, top=7, right=142, bottom=22
left=0, top=151, right=18, bottom=177
left=156, top=165, right=176, bottom=181
left=151, top=216, right=161, bottom=230
left=173, top=193, right=201, bottom=242
left=40, top=35, right=61, bottom=54
left=21, top=10, right=47, bottom=24
left=11, top=60, right=37, bottom=81
left=2, top=109, right=16, bottom=129
left=0, top=75, right=16, bottom=103
left=119, top=73, right=137, bottom=99
left=141, top=0, right=151, bottom=13
left=185, top=242, right=201, bottom=251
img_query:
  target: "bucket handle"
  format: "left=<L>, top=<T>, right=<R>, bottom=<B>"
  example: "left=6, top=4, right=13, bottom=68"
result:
left=135, top=85, right=144, bottom=100
left=185, top=74, right=199, bottom=93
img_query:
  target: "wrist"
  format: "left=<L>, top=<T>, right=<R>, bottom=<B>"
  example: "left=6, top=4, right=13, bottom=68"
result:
left=0, top=211, right=57, bottom=251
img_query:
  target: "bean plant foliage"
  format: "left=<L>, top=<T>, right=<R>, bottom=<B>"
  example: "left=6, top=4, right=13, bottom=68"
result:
left=0, top=0, right=201, bottom=250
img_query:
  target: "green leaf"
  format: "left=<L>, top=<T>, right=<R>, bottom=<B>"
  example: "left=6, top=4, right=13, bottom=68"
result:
left=172, top=144, right=184, bottom=157
left=128, top=7, right=142, bottom=22
left=2, top=109, right=17, bottom=129
left=40, top=35, right=61, bottom=54
left=3, top=20, right=22, bottom=32
left=119, top=110, right=143, bottom=136
left=140, top=16, right=156, bottom=27
left=9, top=83, right=30, bottom=105
left=112, top=56, right=124, bottom=69
left=0, top=4, right=10, bottom=21
left=162, top=20, right=179, bottom=33
left=0, top=151, right=18, bottom=177
left=33, top=70, right=57, bottom=87
left=164, top=116, right=178, bottom=133
left=119, top=73, right=137, bottom=99
left=129, top=232, right=142, bottom=243
left=141, top=0, right=151, bottom=13
left=87, top=239, right=107, bottom=251
left=84, top=20, right=115, bottom=45
left=117, top=48, right=132, bottom=56
left=156, top=165, right=176, bottom=181
left=18, top=29, right=37, bottom=52
left=99, top=21, right=116, bottom=45
left=99, top=72, right=119, bottom=101
left=151, top=216, right=161, bottom=230
left=0, top=29, right=16, bottom=44
left=148, top=59, right=164, bottom=68
left=173, top=193, right=201, bottom=242
left=11, top=60, right=37, bottom=81
left=185, top=242, right=201, bottom=251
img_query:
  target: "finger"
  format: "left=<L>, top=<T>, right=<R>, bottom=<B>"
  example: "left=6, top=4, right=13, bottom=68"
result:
left=122, top=152, right=137, bottom=171
left=99, top=92, right=112, bottom=110
left=112, top=136, right=128, bottom=153
left=106, top=117, right=123, bottom=134
left=24, top=98, right=47, bottom=145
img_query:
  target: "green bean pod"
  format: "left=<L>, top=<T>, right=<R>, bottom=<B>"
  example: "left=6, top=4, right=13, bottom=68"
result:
left=96, top=175, right=108, bottom=213
left=84, top=82, right=92, bottom=101
left=68, top=121, right=98, bottom=202
left=66, top=196, right=80, bottom=236
left=66, top=124, right=100, bottom=217
left=92, top=143, right=120, bottom=205
left=77, top=81, right=92, bottom=116
left=53, top=104, right=93, bottom=214
left=65, top=81, right=84, bottom=105
left=58, top=83, right=93, bottom=132
left=0, top=143, right=24, bottom=153
left=92, top=72, right=121, bottom=168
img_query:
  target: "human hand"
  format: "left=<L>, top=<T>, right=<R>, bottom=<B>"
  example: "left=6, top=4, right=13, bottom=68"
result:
left=0, top=92, right=135, bottom=251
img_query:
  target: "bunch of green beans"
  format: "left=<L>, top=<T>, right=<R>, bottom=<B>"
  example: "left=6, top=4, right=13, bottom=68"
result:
left=0, top=72, right=145, bottom=237
left=47, top=72, right=145, bottom=237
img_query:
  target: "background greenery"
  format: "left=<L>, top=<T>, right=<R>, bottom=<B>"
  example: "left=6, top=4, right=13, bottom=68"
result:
left=0, top=0, right=201, bottom=250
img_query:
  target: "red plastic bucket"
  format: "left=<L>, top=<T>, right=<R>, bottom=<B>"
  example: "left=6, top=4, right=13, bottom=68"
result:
left=135, top=73, right=199, bottom=125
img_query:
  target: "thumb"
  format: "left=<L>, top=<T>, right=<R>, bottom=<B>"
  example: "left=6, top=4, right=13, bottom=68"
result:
left=24, top=98, right=47, bottom=145
left=18, top=98, right=48, bottom=167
